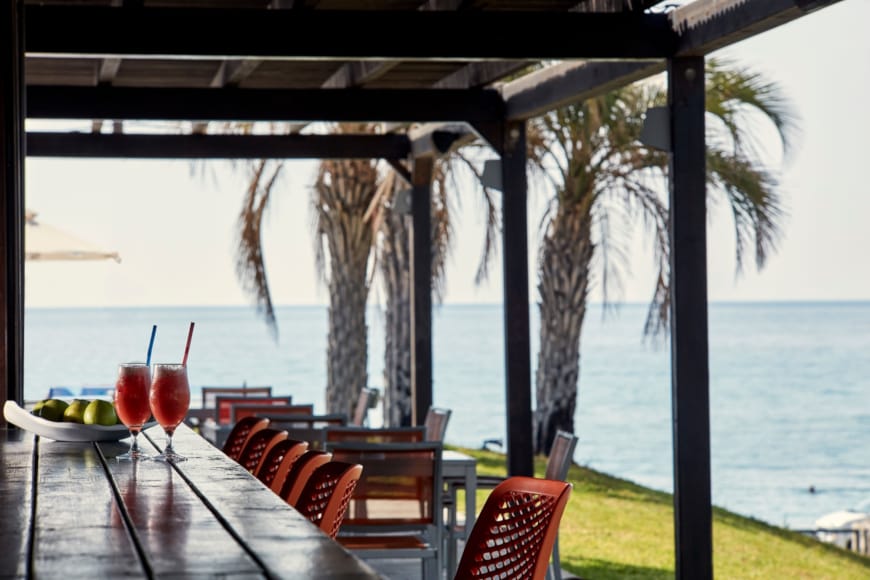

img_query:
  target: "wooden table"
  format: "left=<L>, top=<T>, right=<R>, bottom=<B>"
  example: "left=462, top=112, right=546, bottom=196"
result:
left=0, top=424, right=381, bottom=579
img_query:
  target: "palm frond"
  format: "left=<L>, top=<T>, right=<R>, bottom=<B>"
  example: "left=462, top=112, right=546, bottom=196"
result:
left=431, top=159, right=454, bottom=304
left=706, top=58, right=800, bottom=163
left=448, top=151, right=500, bottom=286
left=707, top=147, right=784, bottom=273
left=235, top=159, right=282, bottom=339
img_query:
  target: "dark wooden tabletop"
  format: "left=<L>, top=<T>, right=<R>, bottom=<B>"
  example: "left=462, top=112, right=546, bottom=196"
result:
left=0, top=424, right=382, bottom=579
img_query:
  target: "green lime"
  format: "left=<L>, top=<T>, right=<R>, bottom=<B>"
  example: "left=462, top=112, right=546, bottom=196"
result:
left=83, top=399, right=117, bottom=426
left=31, top=399, right=47, bottom=415
left=38, top=399, right=69, bottom=422
left=63, top=399, right=90, bottom=424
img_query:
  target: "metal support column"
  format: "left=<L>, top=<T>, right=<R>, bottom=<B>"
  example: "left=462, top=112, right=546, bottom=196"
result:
left=0, top=0, right=25, bottom=416
left=668, top=55, right=712, bottom=579
left=409, top=156, right=433, bottom=426
left=501, top=121, right=533, bottom=477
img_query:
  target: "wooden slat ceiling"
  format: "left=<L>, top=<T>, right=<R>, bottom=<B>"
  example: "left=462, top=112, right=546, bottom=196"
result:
left=23, top=0, right=668, bottom=93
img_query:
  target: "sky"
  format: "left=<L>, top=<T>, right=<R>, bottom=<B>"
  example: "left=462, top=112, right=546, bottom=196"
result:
left=23, top=0, right=870, bottom=308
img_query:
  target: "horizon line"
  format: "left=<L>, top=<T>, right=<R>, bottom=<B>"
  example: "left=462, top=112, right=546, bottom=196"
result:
left=24, top=298, right=870, bottom=310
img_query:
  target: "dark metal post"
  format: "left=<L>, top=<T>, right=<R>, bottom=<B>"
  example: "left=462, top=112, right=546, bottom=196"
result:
left=0, top=1, right=25, bottom=416
left=668, top=56, right=712, bottom=579
left=409, top=156, right=433, bottom=426
left=501, top=121, right=533, bottom=476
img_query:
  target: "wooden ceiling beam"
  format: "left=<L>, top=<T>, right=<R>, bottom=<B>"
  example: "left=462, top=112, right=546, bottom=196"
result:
left=25, top=6, right=677, bottom=60
left=93, top=56, right=122, bottom=133
left=498, top=0, right=846, bottom=121
left=97, top=58, right=121, bottom=84
left=321, top=61, right=401, bottom=89
left=320, top=0, right=464, bottom=89
left=26, top=132, right=411, bottom=160
left=27, top=86, right=506, bottom=123
left=210, top=59, right=263, bottom=88
left=432, top=61, right=530, bottom=89
left=501, top=60, right=663, bottom=121
left=673, top=0, right=845, bottom=56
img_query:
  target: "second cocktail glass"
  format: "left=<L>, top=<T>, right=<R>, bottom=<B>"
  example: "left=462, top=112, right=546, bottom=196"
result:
left=114, top=362, right=153, bottom=461
left=149, top=363, right=191, bottom=462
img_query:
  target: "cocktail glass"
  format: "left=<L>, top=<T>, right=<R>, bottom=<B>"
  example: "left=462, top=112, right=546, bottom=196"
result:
left=114, top=362, right=153, bottom=461
left=149, top=363, right=191, bottom=462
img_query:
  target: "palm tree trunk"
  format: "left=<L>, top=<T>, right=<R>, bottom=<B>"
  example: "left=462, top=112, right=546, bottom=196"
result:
left=326, top=257, right=370, bottom=419
left=317, top=159, right=378, bottom=419
left=534, top=204, right=594, bottom=455
left=380, top=199, right=413, bottom=427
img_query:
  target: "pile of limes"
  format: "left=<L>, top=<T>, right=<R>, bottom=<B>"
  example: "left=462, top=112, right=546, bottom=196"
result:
left=31, top=398, right=120, bottom=426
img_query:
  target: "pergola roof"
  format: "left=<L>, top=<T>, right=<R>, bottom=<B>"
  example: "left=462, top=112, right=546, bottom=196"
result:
left=21, top=0, right=833, bottom=137
left=25, top=0, right=663, bottom=95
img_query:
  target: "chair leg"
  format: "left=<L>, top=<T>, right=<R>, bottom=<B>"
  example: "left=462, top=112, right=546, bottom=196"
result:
left=444, top=482, right=459, bottom=576
left=445, top=527, right=457, bottom=577
left=547, top=534, right=562, bottom=580
left=423, top=555, right=439, bottom=580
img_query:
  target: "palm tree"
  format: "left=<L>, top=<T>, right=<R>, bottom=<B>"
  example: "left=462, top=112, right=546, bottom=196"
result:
left=529, top=58, right=796, bottom=454
left=236, top=123, right=382, bottom=418
left=377, top=161, right=477, bottom=426
left=233, top=122, right=471, bottom=425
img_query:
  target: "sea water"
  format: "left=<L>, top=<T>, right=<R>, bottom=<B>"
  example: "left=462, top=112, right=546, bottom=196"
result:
left=22, top=302, right=870, bottom=530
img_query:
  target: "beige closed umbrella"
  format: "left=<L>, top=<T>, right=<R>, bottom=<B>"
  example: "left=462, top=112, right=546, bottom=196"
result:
left=25, top=210, right=121, bottom=263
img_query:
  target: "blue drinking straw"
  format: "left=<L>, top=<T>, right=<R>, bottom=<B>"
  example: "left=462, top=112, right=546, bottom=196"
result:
left=146, top=325, right=157, bottom=366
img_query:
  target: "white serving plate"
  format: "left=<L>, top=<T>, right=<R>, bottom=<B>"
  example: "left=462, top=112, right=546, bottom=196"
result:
left=3, top=400, right=155, bottom=442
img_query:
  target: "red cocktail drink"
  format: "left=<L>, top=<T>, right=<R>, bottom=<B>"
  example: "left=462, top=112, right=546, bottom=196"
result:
left=150, top=363, right=191, bottom=461
left=114, top=363, right=152, bottom=461
left=116, top=366, right=151, bottom=428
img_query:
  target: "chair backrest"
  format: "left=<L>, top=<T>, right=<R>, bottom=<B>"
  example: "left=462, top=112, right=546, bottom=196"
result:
left=215, top=395, right=293, bottom=425
left=272, top=414, right=348, bottom=428
left=351, top=388, right=377, bottom=426
left=294, top=461, right=364, bottom=539
left=221, top=416, right=270, bottom=462
left=280, top=450, right=333, bottom=507
left=544, top=430, right=578, bottom=482
left=237, top=428, right=288, bottom=474
left=456, top=476, right=572, bottom=580
left=327, top=442, right=442, bottom=531
left=255, top=438, right=309, bottom=494
left=231, top=403, right=315, bottom=425
left=424, top=406, right=452, bottom=441
left=201, top=386, right=273, bottom=408
left=271, top=414, right=349, bottom=450
left=80, top=386, right=115, bottom=397
left=47, top=386, right=76, bottom=398
left=325, top=426, right=426, bottom=444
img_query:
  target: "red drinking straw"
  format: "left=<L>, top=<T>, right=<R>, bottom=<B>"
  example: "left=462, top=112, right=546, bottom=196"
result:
left=182, top=322, right=195, bottom=366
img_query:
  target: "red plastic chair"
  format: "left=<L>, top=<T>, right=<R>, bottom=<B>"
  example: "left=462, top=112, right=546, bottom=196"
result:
left=446, top=430, right=578, bottom=579
left=237, top=428, right=288, bottom=474
left=280, top=450, right=333, bottom=507
left=231, top=403, right=315, bottom=425
left=325, top=426, right=426, bottom=444
left=221, top=416, right=270, bottom=462
left=202, top=386, right=273, bottom=409
left=215, top=395, right=293, bottom=425
left=255, top=438, right=309, bottom=494
left=294, top=461, right=364, bottom=539
left=454, top=476, right=572, bottom=580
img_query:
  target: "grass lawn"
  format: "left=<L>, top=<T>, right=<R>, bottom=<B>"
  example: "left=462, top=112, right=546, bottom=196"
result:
left=453, top=447, right=870, bottom=579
